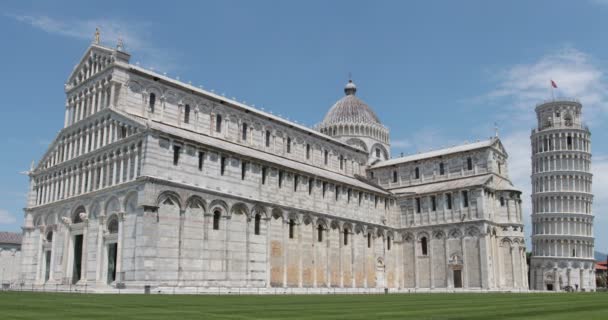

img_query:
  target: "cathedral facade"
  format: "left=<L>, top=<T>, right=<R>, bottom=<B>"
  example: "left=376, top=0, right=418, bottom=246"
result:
left=18, top=41, right=527, bottom=293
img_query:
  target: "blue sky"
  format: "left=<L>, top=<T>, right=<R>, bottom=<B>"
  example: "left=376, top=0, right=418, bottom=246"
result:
left=0, top=0, right=606, bottom=253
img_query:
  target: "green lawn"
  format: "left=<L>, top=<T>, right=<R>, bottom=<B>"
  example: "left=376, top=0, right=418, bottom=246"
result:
left=1, top=291, right=607, bottom=319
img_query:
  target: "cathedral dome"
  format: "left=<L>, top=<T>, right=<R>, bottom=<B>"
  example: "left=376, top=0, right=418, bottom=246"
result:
left=321, top=80, right=381, bottom=126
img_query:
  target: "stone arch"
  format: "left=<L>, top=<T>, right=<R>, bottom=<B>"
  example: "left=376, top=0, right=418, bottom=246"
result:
left=89, top=199, right=102, bottom=220
left=271, top=207, right=284, bottom=220
left=344, top=138, right=368, bottom=152
left=123, top=191, right=139, bottom=214
left=433, top=230, right=445, bottom=239
left=343, top=222, right=354, bottom=232
left=465, top=226, right=480, bottom=237
left=185, top=195, right=206, bottom=213
left=45, top=212, right=56, bottom=226
left=370, top=142, right=389, bottom=159
left=209, top=199, right=229, bottom=216
left=34, top=214, right=44, bottom=227
left=157, top=191, right=183, bottom=210
left=105, top=196, right=121, bottom=215
left=106, top=214, right=119, bottom=233
left=402, top=232, right=414, bottom=242
left=251, top=204, right=268, bottom=219
left=231, top=202, right=249, bottom=216
left=287, top=211, right=301, bottom=224
left=413, top=232, right=428, bottom=241
left=330, top=220, right=341, bottom=230
left=72, top=205, right=87, bottom=224
left=448, top=228, right=463, bottom=239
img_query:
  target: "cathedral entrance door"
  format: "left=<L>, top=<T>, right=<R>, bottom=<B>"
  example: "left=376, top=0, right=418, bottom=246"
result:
left=44, top=251, right=51, bottom=282
left=453, top=270, right=463, bottom=288
left=72, top=234, right=83, bottom=284
left=107, top=243, right=118, bottom=284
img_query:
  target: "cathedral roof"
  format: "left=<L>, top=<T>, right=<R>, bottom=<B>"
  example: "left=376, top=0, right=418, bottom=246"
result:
left=0, top=232, right=22, bottom=245
left=371, top=137, right=506, bottom=169
left=321, top=80, right=382, bottom=126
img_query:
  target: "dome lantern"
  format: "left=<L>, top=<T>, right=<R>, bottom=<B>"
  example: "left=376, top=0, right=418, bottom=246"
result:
left=344, top=79, right=357, bottom=96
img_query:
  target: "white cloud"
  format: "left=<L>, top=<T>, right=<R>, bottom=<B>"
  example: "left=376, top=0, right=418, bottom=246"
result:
left=6, top=13, right=177, bottom=72
left=479, top=47, right=608, bottom=127
left=0, top=209, right=17, bottom=225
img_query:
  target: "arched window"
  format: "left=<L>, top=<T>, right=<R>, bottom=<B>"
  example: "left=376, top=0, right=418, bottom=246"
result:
left=216, top=114, right=222, bottom=133
left=565, top=115, right=573, bottom=127
left=242, top=123, right=248, bottom=141
left=184, top=104, right=190, bottom=124
left=73, top=206, right=85, bottom=224
left=213, top=210, right=221, bottom=230
left=500, top=197, right=505, bottom=207
left=46, top=231, right=53, bottom=242
left=265, top=130, right=271, bottom=147
left=376, top=148, right=380, bottom=158
left=149, top=93, right=156, bottom=113
left=421, top=237, right=428, bottom=255
left=254, top=214, right=261, bottom=235
left=317, top=225, right=324, bottom=242
left=108, top=217, right=119, bottom=234
left=343, top=228, right=348, bottom=246
left=367, top=233, right=371, bottom=248
left=289, top=219, right=295, bottom=239
left=393, top=170, right=398, bottom=183
left=387, top=236, right=391, bottom=251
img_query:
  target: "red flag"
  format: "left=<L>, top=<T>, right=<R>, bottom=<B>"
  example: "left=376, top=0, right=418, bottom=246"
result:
left=551, top=80, right=558, bottom=88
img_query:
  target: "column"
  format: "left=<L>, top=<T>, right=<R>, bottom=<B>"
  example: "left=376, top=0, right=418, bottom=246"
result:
left=282, top=217, right=287, bottom=288
left=116, top=212, right=125, bottom=282
left=80, top=220, right=88, bottom=283
left=133, top=146, right=140, bottom=178
left=479, top=234, right=489, bottom=289
left=429, top=235, right=434, bottom=289
left=461, top=237, right=468, bottom=287
left=112, top=153, right=118, bottom=185
left=118, top=152, right=124, bottom=184
left=87, top=164, right=93, bottom=193
left=510, top=246, right=516, bottom=288
left=125, top=149, right=132, bottom=181
left=109, top=82, right=116, bottom=108
left=444, top=235, right=451, bottom=288
left=265, top=217, right=271, bottom=288
left=64, top=103, right=70, bottom=127
left=414, top=237, right=419, bottom=288
left=298, top=220, right=303, bottom=288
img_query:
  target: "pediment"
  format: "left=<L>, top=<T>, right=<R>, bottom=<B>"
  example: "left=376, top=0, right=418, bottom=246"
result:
left=491, top=138, right=508, bottom=157
left=66, top=45, right=117, bottom=89
left=34, top=109, right=146, bottom=173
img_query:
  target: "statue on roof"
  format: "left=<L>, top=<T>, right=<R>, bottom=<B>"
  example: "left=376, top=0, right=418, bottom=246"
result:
left=94, top=28, right=100, bottom=44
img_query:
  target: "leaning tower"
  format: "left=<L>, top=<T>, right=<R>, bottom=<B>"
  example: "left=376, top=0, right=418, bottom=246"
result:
left=530, top=99, right=595, bottom=291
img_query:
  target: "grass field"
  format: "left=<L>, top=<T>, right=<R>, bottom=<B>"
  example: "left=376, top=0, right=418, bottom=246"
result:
left=1, top=291, right=607, bottom=319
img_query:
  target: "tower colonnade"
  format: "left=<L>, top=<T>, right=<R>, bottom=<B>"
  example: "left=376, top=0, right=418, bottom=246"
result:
left=530, top=100, right=595, bottom=292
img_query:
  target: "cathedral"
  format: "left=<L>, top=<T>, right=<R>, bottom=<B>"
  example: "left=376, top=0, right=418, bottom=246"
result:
left=18, top=38, right=528, bottom=293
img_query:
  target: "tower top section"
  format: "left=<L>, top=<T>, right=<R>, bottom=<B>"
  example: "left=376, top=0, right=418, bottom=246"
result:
left=533, top=99, right=587, bottom=132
